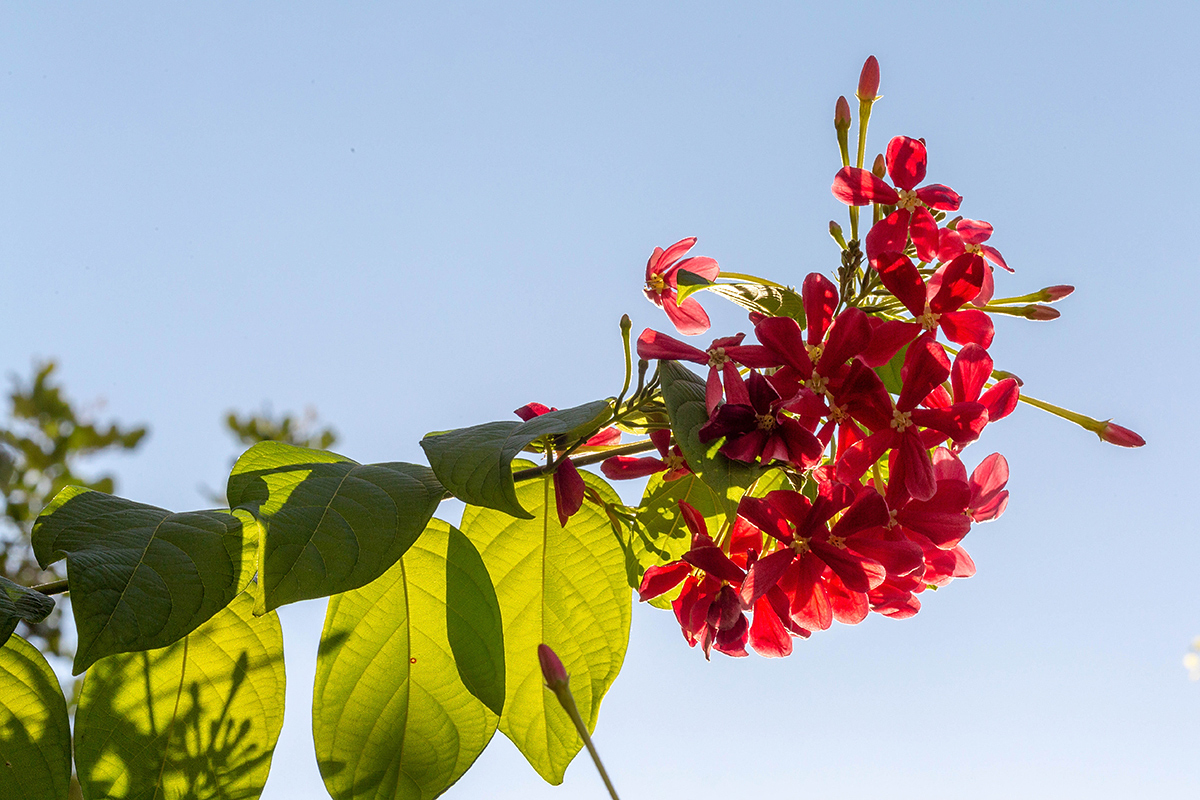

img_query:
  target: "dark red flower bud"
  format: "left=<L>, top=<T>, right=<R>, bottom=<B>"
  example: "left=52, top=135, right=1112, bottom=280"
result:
left=834, top=96, right=852, bottom=131
left=537, top=644, right=570, bottom=691
left=1098, top=422, right=1145, bottom=448
left=1022, top=304, right=1060, bottom=321
left=857, top=56, right=880, bottom=101
left=1040, top=285, right=1075, bottom=302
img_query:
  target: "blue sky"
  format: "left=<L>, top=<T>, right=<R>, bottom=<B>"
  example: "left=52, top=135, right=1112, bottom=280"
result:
left=3, top=2, right=1198, bottom=798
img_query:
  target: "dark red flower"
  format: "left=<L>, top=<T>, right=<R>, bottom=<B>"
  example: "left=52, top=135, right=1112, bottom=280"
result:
left=698, top=370, right=824, bottom=468
left=643, top=237, right=720, bottom=336
left=601, top=428, right=691, bottom=481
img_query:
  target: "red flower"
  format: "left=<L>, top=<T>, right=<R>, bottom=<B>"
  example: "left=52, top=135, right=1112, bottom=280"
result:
left=601, top=428, right=691, bottom=481
left=873, top=251, right=994, bottom=348
left=643, top=237, right=720, bottom=336
left=513, top=403, right=617, bottom=525
left=922, top=343, right=1019, bottom=448
left=937, top=219, right=1012, bottom=305
left=636, top=329, right=777, bottom=415
left=832, top=136, right=963, bottom=262
left=698, top=370, right=824, bottom=469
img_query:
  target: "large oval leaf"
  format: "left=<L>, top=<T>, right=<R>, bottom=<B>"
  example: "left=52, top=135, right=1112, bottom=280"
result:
left=658, top=360, right=766, bottom=512
left=0, top=635, right=72, bottom=800
left=420, top=400, right=609, bottom=520
left=31, top=486, right=257, bottom=673
left=0, top=575, right=55, bottom=648
left=226, top=441, right=445, bottom=613
left=73, top=590, right=285, bottom=800
left=313, top=519, right=504, bottom=800
left=460, top=464, right=630, bottom=784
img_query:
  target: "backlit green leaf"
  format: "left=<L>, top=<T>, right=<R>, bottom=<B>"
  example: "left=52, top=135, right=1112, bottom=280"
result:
left=226, top=441, right=445, bottom=614
left=674, top=273, right=806, bottom=326
left=0, top=635, right=71, bottom=800
left=314, top=519, right=503, bottom=800
left=31, top=487, right=256, bottom=673
left=875, top=342, right=910, bottom=395
left=0, top=576, right=55, bottom=648
left=658, top=360, right=766, bottom=513
left=73, top=590, right=285, bottom=800
left=460, top=464, right=630, bottom=785
left=420, top=400, right=610, bottom=520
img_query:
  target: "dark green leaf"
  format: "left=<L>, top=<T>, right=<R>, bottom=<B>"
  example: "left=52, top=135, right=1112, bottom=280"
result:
left=0, top=576, right=55, bottom=648
left=73, top=590, right=285, bottom=800
left=314, top=519, right=501, bottom=800
left=0, top=635, right=72, bottom=800
left=460, top=464, right=630, bottom=784
left=31, top=487, right=256, bottom=673
left=420, top=400, right=609, bottom=519
left=658, top=361, right=766, bottom=513
left=226, top=441, right=445, bottom=614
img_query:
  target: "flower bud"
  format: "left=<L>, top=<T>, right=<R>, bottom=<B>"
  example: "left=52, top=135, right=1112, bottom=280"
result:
left=538, top=644, right=570, bottom=691
left=1039, top=285, right=1075, bottom=302
left=872, top=153, right=886, bottom=178
left=993, top=369, right=1024, bottom=386
left=857, top=56, right=880, bottom=101
left=829, top=220, right=848, bottom=249
left=1097, top=422, right=1146, bottom=448
left=620, top=313, right=631, bottom=332
left=1022, top=304, right=1060, bottom=321
left=834, top=96, right=852, bottom=131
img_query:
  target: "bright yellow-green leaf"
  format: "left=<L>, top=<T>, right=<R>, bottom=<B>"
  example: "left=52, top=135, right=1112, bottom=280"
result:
left=73, top=590, right=285, bottom=800
left=460, top=464, right=630, bottom=785
left=31, top=487, right=257, bottom=673
left=313, top=519, right=503, bottom=800
left=226, top=441, right=445, bottom=613
left=0, top=635, right=71, bottom=800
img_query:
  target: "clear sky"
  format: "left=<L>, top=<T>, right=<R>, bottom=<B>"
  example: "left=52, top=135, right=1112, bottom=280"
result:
left=3, top=2, right=1198, bottom=798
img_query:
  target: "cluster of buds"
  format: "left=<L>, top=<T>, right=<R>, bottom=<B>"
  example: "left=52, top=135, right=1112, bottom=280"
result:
left=591, top=56, right=1143, bottom=659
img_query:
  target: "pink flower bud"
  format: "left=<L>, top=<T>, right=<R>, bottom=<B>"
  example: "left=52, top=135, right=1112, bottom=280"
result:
left=1040, top=285, right=1075, bottom=302
left=857, top=56, right=880, bottom=101
left=1098, top=422, right=1145, bottom=448
left=834, top=96, right=851, bottom=131
left=1022, top=304, right=1060, bottom=321
left=872, top=153, right=886, bottom=178
left=538, top=644, right=570, bottom=691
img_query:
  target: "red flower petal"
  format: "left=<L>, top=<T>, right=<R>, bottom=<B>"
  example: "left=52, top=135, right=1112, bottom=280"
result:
left=656, top=237, right=697, bottom=270
left=914, top=183, right=962, bottom=211
left=897, top=335, right=951, bottom=412
left=886, top=136, right=927, bottom=190
left=638, top=560, right=692, bottom=601
left=803, top=272, right=839, bottom=344
left=741, top=547, right=796, bottom=606
left=938, top=309, right=995, bottom=348
left=980, top=378, right=1019, bottom=421
left=954, top=219, right=993, bottom=244
left=514, top=402, right=553, bottom=421
left=683, top=544, right=747, bottom=584
left=897, top=429, right=938, bottom=502
left=858, top=318, right=921, bottom=367
left=553, top=458, right=585, bottom=526
left=930, top=253, right=985, bottom=313
left=816, top=308, right=872, bottom=374
left=662, top=293, right=712, bottom=336
left=825, top=574, right=869, bottom=625
left=874, top=252, right=928, bottom=318
left=601, top=455, right=667, bottom=480
left=910, top=207, right=940, bottom=263
left=865, top=210, right=911, bottom=263
left=678, top=500, right=709, bottom=538
left=811, top=541, right=886, bottom=592
left=748, top=595, right=793, bottom=657
left=951, top=344, right=993, bottom=403
left=832, top=166, right=899, bottom=206
left=636, top=328, right=707, bottom=363
left=671, top=255, right=720, bottom=283
left=980, top=244, right=1012, bottom=273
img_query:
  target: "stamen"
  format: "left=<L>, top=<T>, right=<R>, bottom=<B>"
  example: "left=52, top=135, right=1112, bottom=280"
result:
left=756, top=413, right=777, bottom=432
left=707, top=346, right=729, bottom=368
left=890, top=409, right=913, bottom=432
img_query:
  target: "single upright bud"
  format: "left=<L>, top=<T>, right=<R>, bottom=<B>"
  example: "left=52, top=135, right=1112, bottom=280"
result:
left=857, top=56, right=880, bottom=101
left=1022, top=304, right=1060, bottom=321
left=538, top=644, right=570, bottom=691
left=872, top=153, right=886, bottom=178
left=1097, top=421, right=1146, bottom=448
left=834, top=96, right=852, bottom=131
left=829, top=220, right=848, bottom=249
left=1039, top=285, right=1075, bottom=302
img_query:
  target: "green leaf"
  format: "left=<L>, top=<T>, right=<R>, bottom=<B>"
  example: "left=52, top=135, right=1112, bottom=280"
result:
left=460, top=464, right=630, bottom=785
left=625, top=472, right=725, bottom=607
left=658, top=360, right=766, bottom=513
left=875, top=342, right=910, bottom=395
left=73, top=590, right=285, bottom=800
left=0, top=576, right=55, bottom=648
left=0, top=635, right=72, bottom=800
left=313, top=519, right=503, bottom=800
left=31, top=486, right=257, bottom=673
left=674, top=273, right=806, bottom=326
left=226, top=441, right=445, bottom=614
left=420, top=400, right=610, bottom=519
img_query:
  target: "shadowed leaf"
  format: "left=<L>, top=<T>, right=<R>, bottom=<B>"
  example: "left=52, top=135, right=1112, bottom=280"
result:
left=0, top=576, right=55, bottom=648
left=73, top=590, right=285, bottom=800
left=226, top=441, right=444, bottom=614
left=0, top=635, right=72, bottom=800
left=31, top=487, right=256, bottom=673
left=314, top=519, right=502, bottom=800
